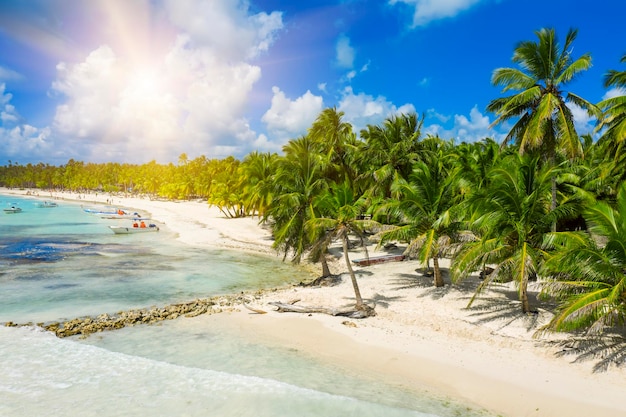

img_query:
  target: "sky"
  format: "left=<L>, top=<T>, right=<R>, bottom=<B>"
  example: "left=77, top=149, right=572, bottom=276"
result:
left=0, top=0, right=625, bottom=166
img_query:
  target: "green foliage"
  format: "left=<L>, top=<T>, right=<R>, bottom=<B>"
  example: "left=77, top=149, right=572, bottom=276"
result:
left=488, top=28, right=599, bottom=162
left=541, top=183, right=626, bottom=333
left=451, top=154, right=579, bottom=313
left=375, top=137, right=462, bottom=287
left=306, top=181, right=377, bottom=308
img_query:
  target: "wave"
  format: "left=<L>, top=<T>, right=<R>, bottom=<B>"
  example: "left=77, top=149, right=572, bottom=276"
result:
left=0, top=326, right=433, bottom=417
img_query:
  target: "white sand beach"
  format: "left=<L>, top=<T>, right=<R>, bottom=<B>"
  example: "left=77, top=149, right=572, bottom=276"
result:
left=5, top=188, right=626, bottom=417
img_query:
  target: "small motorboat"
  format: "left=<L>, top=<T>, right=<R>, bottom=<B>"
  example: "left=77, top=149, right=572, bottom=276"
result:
left=109, top=224, right=160, bottom=234
left=3, top=206, right=22, bottom=214
left=83, top=206, right=127, bottom=215
left=36, top=201, right=58, bottom=208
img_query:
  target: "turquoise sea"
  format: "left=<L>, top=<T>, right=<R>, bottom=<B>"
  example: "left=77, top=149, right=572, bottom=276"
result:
left=0, top=193, right=495, bottom=417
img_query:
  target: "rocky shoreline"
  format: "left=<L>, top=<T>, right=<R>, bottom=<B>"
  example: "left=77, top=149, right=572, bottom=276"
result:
left=4, top=290, right=271, bottom=338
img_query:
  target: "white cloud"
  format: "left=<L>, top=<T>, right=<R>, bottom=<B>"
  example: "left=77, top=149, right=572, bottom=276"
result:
left=453, top=106, right=492, bottom=142
left=1, top=85, right=20, bottom=125
left=390, top=0, right=482, bottom=27
left=455, top=105, right=490, bottom=131
left=44, top=0, right=285, bottom=163
left=603, top=87, right=626, bottom=100
left=163, top=0, right=283, bottom=61
left=335, top=34, right=355, bottom=69
left=338, top=87, right=415, bottom=132
left=261, top=86, right=324, bottom=146
left=0, top=84, right=52, bottom=160
left=0, top=66, right=23, bottom=82
left=424, top=105, right=496, bottom=143
left=426, top=108, right=450, bottom=123
left=568, top=102, right=597, bottom=138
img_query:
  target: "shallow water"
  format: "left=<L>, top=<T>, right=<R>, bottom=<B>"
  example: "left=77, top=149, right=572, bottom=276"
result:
left=0, top=193, right=496, bottom=417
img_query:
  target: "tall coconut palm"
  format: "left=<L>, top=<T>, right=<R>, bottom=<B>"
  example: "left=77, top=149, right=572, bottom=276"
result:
left=265, top=136, right=328, bottom=268
left=487, top=28, right=599, bottom=212
left=540, top=182, right=626, bottom=334
left=452, top=153, right=580, bottom=313
left=306, top=182, right=377, bottom=314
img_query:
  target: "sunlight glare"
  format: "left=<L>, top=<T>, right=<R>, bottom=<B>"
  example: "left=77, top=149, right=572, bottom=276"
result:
left=126, top=68, right=162, bottom=97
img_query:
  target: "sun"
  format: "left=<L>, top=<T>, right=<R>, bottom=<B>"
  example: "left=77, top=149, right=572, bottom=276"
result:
left=126, top=68, right=162, bottom=97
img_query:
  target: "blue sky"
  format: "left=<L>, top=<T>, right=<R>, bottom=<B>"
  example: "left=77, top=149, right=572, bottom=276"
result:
left=1, top=0, right=625, bottom=165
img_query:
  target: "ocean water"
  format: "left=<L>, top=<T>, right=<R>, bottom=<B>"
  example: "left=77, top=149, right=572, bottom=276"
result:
left=0, top=193, right=495, bottom=417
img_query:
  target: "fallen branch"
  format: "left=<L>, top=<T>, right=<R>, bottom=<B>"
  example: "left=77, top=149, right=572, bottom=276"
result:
left=267, top=302, right=375, bottom=318
left=242, top=303, right=267, bottom=314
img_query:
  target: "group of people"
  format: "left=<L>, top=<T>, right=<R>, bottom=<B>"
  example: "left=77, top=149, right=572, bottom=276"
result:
left=132, top=221, right=147, bottom=228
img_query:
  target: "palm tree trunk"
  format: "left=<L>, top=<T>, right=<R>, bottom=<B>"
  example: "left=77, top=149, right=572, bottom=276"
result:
left=520, top=277, right=530, bottom=313
left=433, top=256, right=444, bottom=287
left=343, top=237, right=364, bottom=308
left=320, top=254, right=331, bottom=277
left=549, top=151, right=557, bottom=232
left=551, top=175, right=557, bottom=232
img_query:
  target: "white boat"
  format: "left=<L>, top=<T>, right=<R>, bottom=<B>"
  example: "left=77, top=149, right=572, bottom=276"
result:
left=83, top=206, right=127, bottom=215
left=36, top=201, right=58, bottom=208
left=3, top=206, right=22, bottom=214
left=101, top=212, right=149, bottom=220
left=109, top=224, right=159, bottom=234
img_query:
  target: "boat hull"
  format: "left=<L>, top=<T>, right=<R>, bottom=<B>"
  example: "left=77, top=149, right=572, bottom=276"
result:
left=109, top=225, right=159, bottom=234
left=101, top=215, right=150, bottom=220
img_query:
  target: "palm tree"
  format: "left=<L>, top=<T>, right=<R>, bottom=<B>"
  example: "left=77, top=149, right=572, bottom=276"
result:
left=359, top=113, right=424, bottom=200
left=306, top=182, right=377, bottom=314
left=376, top=138, right=462, bottom=287
left=308, top=107, right=358, bottom=187
left=452, top=153, right=580, bottom=313
left=487, top=28, right=599, bottom=211
left=596, top=54, right=626, bottom=164
left=265, top=136, right=328, bottom=268
left=540, top=182, right=626, bottom=334
left=451, top=138, right=504, bottom=197
left=241, top=151, right=278, bottom=219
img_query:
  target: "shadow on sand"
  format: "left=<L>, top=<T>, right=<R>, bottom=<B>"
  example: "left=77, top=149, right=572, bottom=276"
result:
left=387, top=261, right=626, bottom=372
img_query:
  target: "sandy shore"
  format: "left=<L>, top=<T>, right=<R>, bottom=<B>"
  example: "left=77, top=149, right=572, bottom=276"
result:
left=4, top=188, right=626, bottom=417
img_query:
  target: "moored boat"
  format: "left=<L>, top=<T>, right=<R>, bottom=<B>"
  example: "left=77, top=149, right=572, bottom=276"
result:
left=3, top=206, right=22, bottom=214
left=83, top=206, right=128, bottom=215
left=109, top=224, right=159, bottom=234
left=101, top=213, right=149, bottom=220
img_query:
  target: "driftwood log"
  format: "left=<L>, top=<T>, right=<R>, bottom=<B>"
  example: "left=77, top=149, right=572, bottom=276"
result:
left=268, top=301, right=375, bottom=319
left=242, top=302, right=267, bottom=314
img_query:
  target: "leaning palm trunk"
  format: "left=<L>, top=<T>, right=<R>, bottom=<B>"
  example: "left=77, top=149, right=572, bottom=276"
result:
left=342, top=237, right=364, bottom=308
left=320, top=254, right=331, bottom=278
left=433, top=256, right=444, bottom=287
